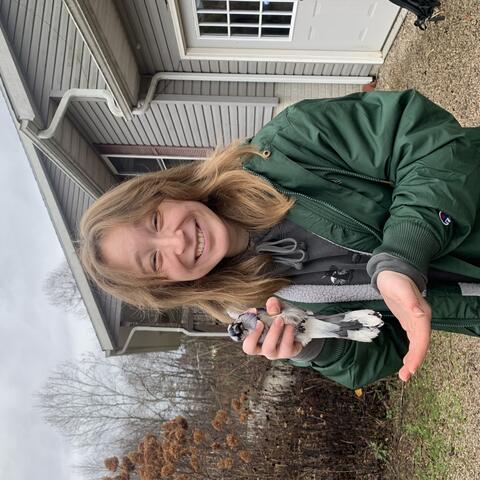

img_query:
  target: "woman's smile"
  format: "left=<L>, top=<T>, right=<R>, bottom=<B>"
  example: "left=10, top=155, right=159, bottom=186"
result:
left=195, top=221, right=206, bottom=259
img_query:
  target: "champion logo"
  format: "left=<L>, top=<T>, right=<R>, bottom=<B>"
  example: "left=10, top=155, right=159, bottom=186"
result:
left=439, top=211, right=452, bottom=226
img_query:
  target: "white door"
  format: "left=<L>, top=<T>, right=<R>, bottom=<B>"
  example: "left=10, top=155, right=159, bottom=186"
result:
left=178, top=0, right=400, bottom=52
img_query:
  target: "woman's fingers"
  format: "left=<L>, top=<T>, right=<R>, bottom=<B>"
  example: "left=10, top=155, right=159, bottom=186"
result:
left=402, top=312, right=431, bottom=375
left=242, top=297, right=300, bottom=359
left=242, top=320, right=263, bottom=355
left=266, top=297, right=282, bottom=315
left=377, top=270, right=432, bottom=382
left=261, top=317, right=287, bottom=359
left=277, top=321, right=301, bottom=358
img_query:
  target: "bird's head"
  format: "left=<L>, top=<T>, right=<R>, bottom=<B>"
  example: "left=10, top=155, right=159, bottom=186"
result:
left=227, top=311, right=258, bottom=342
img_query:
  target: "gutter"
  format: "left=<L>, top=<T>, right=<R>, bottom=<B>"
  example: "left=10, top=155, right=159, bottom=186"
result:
left=116, top=326, right=230, bottom=356
left=134, top=71, right=373, bottom=115
left=39, top=71, right=373, bottom=138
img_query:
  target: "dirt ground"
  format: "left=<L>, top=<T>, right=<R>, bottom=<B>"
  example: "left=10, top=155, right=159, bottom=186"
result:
left=377, top=1, right=480, bottom=478
left=378, top=0, right=480, bottom=128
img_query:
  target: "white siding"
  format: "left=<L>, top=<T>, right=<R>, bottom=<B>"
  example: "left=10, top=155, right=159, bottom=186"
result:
left=39, top=151, right=122, bottom=338
left=274, top=83, right=364, bottom=114
left=0, top=0, right=107, bottom=123
left=53, top=115, right=118, bottom=192
left=70, top=97, right=277, bottom=148
left=0, top=0, right=116, bottom=193
left=116, top=0, right=377, bottom=77
left=87, top=0, right=139, bottom=104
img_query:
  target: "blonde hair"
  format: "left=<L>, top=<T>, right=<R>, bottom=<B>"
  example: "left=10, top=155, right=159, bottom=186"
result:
left=79, top=142, right=295, bottom=322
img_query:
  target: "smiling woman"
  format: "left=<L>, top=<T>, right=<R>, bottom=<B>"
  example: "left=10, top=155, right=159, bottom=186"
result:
left=79, top=141, right=293, bottom=320
left=79, top=90, right=480, bottom=389
left=99, top=199, right=250, bottom=281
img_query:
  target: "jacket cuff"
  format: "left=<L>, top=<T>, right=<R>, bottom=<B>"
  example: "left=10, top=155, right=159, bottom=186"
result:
left=373, top=221, right=440, bottom=277
left=367, top=253, right=427, bottom=293
left=310, top=338, right=347, bottom=367
left=290, top=339, right=325, bottom=362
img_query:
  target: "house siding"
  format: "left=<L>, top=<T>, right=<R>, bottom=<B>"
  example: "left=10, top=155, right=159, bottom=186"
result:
left=69, top=96, right=277, bottom=149
left=0, top=0, right=117, bottom=193
left=116, top=0, right=377, bottom=78
left=38, top=150, right=122, bottom=339
left=273, top=83, right=364, bottom=114
left=85, top=0, right=140, bottom=105
left=54, top=116, right=118, bottom=192
left=0, top=0, right=107, bottom=123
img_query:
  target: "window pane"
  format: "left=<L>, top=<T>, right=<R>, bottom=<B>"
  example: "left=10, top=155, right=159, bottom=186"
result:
left=262, top=1, right=293, bottom=13
left=163, top=158, right=195, bottom=169
left=198, top=13, right=227, bottom=23
left=196, top=0, right=226, bottom=9
left=261, top=27, right=289, bottom=37
left=231, top=26, right=259, bottom=36
left=262, top=14, right=291, bottom=26
left=109, top=157, right=162, bottom=175
left=229, top=1, right=260, bottom=11
left=230, top=14, right=259, bottom=24
left=199, top=25, right=228, bottom=35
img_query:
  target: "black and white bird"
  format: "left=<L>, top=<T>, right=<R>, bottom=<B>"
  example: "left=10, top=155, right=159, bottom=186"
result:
left=227, top=303, right=384, bottom=346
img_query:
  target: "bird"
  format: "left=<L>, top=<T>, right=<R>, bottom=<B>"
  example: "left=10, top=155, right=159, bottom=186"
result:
left=227, top=303, right=384, bottom=346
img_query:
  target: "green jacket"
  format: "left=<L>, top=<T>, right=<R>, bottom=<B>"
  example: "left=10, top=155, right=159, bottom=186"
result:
left=244, top=90, right=480, bottom=389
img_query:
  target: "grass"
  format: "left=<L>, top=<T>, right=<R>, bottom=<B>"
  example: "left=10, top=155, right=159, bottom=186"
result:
left=382, top=334, right=469, bottom=480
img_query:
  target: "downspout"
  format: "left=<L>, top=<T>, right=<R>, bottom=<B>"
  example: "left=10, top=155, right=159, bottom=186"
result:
left=133, top=71, right=373, bottom=116
left=36, top=88, right=124, bottom=140
left=116, top=326, right=230, bottom=356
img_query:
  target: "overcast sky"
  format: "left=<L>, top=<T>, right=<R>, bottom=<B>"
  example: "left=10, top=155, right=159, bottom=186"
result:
left=0, top=92, right=101, bottom=478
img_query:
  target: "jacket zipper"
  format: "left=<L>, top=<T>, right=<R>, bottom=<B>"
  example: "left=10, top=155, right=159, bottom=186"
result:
left=297, top=165, right=394, bottom=186
left=245, top=167, right=378, bottom=255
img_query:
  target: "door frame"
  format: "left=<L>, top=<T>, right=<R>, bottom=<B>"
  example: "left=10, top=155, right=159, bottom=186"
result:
left=168, top=0, right=405, bottom=65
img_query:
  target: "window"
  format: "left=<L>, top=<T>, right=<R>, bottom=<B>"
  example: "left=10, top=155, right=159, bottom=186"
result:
left=195, top=0, right=297, bottom=40
left=102, top=155, right=201, bottom=177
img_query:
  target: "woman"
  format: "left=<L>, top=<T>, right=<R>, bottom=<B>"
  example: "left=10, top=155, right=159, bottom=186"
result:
left=80, top=90, right=480, bottom=389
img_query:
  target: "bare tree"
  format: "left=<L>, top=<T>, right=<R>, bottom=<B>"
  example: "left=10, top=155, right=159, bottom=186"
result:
left=36, top=342, right=239, bottom=449
left=43, top=260, right=87, bottom=317
left=38, top=341, right=394, bottom=479
left=37, top=350, right=188, bottom=449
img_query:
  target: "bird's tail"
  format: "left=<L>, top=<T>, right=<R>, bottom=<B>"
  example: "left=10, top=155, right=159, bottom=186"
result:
left=304, top=309, right=384, bottom=343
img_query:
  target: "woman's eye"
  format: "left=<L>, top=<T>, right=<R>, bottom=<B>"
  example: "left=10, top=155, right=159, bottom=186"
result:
left=152, top=212, right=159, bottom=231
left=151, top=251, right=158, bottom=273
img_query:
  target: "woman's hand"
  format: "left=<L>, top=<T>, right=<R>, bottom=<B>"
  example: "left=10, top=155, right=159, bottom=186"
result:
left=242, top=297, right=303, bottom=359
left=376, top=270, right=432, bottom=382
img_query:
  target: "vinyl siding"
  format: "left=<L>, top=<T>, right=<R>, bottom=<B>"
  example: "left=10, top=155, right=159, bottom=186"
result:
left=54, top=115, right=118, bottom=192
left=274, top=83, right=364, bottom=114
left=116, top=0, right=377, bottom=77
left=0, top=0, right=117, bottom=192
left=0, top=0, right=107, bottom=123
left=38, top=150, right=122, bottom=338
left=69, top=96, right=277, bottom=148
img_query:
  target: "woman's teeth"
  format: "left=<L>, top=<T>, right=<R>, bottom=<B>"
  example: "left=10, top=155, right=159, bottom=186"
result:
left=195, top=226, right=205, bottom=258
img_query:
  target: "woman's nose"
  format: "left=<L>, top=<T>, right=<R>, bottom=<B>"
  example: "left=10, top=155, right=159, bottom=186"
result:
left=157, top=229, right=186, bottom=255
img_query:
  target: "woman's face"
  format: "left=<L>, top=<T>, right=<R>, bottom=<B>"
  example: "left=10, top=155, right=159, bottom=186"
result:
left=100, top=200, right=247, bottom=281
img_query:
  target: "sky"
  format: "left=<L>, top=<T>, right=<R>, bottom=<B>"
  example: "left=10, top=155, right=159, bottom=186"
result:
left=0, top=92, right=101, bottom=478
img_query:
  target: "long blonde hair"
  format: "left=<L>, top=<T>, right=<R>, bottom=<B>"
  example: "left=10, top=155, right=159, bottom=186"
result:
left=79, top=142, right=295, bottom=322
